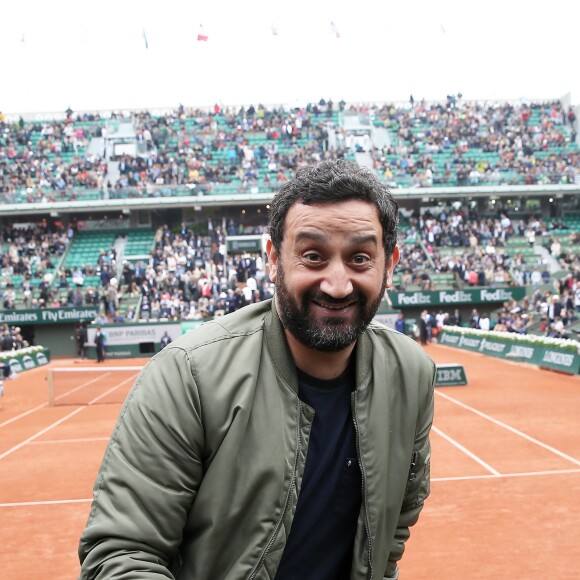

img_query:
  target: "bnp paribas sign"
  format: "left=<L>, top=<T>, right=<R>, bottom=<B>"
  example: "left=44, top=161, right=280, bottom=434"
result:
left=390, top=287, right=526, bottom=308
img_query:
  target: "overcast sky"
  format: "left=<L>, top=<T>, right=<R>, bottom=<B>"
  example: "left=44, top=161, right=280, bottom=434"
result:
left=1, top=0, right=579, bottom=115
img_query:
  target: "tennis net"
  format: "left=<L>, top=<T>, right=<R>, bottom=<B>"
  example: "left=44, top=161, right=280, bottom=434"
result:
left=47, top=366, right=143, bottom=406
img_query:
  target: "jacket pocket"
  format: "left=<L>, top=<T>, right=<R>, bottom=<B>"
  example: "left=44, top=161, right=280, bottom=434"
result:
left=402, top=438, right=431, bottom=509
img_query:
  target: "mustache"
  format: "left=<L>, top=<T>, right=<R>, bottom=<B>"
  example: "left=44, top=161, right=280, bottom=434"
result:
left=306, top=291, right=361, bottom=305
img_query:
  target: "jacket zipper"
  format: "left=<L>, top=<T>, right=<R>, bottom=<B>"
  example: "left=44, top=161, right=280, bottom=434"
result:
left=352, top=393, right=374, bottom=580
left=248, top=399, right=304, bottom=580
left=409, top=451, right=418, bottom=481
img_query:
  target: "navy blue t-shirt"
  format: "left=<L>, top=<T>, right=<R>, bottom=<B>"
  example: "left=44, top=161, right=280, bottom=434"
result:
left=274, top=361, right=362, bottom=580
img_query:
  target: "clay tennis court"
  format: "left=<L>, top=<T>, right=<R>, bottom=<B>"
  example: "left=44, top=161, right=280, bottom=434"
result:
left=1, top=344, right=579, bottom=580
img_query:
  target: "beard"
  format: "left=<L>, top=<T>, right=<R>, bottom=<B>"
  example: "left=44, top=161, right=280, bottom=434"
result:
left=275, top=262, right=387, bottom=352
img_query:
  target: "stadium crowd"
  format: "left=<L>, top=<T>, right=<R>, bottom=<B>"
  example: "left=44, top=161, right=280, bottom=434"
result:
left=0, top=219, right=274, bottom=322
left=112, top=103, right=341, bottom=194
left=1, top=104, right=580, bottom=345
left=396, top=209, right=515, bottom=290
left=415, top=279, right=580, bottom=344
left=0, top=324, right=26, bottom=351
left=400, top=203, right=580, bottom=342
left=2, top=97, right=578, bottom=202
left=116, top=221, right=273, bottom=322
left=394, top=207, right=573, bottom=291
left=0, top=115, right=107, bottom=202
left=391, top=204, right=580, bottom=342
left=0, top=102, right=342, bottom=200
left=370, top=98, right=578, bottom=187
left=0, top=222, right=73, bottom=309
left=2, top=208, right=579, bottom=347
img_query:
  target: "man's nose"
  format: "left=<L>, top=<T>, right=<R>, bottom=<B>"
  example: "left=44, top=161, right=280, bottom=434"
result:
left=319, top=262, right=354, bottom=298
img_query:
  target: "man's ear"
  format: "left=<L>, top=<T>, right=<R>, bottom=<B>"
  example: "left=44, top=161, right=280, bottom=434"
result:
left=385, top=245, right=400, bottom=289
left=266, top=238, right=279, bottom=282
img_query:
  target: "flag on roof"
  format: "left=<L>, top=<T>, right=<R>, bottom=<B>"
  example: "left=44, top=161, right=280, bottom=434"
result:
left=330, top=21, right=340, bottom=39
left=197, top=24, right=208, bottom=42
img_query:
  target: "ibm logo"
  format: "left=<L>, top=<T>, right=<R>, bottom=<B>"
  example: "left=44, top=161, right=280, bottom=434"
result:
left=437, top=368, right=464, bottom=382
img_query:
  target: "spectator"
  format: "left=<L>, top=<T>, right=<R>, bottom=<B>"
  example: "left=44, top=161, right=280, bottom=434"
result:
left=470, top=308, right=480, bottom=328
left=160, top=331, right=172, bottom=349
left=76, top=323, right=88, bottom=358
left=479, top=312, right=491, bottom=331
left=1, top=330, right=15, bottom=351
left=395, top=312, right=405, bottom=334
left=94, top=327, right=106, bottom=363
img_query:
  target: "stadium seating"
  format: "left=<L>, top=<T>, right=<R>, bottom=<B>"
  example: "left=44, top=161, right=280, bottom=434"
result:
left=124, top=230, right=155, bottom=258
left=2, top=99, right=577, bottom=203
left=64, top=231, right=117, bottom=271
left=1, top=98, right=579, bottom=345
left=372, top=100, right=578, bottom=189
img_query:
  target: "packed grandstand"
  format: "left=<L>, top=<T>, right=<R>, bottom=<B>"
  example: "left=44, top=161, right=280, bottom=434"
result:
left=0, top=95, right=579, bottom=357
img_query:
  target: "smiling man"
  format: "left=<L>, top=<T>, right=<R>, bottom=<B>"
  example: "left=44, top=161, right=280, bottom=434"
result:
left=79, top=160, right=435, bottom=580
left=270, top=199, right=395, bottom=366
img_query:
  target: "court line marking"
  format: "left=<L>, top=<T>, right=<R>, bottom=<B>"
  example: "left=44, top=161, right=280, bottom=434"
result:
left=0, top=407, right=85, bottom=461
left=0, top=373, right=105, bottom=429
left=51, top=366, right=143, bottom=372
left=0, top=366, right=60, bottom=428
left=431, top=425, right=500, bottom=475
left=0, top=499, right=93, bottom=507
left=435, top=390, right=580, bottom=467
left=53, top=372, right=111, bottom=402
left=1, top=369, right=136, bottom=429
left=3, top=468, right=580, bottom=508
left=87, top=374, right=137, bottom=404
left=29, top=437, right=110, bottom=445
left=0, top=403, right=48, bottom=429
left=0, top=374, right=136, bottom=459
left=432, top=468, right=580, bottom=482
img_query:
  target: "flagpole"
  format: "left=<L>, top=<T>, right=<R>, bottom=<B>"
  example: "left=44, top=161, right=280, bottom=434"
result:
left=141, top=25, right=150, bottom=110
left=195, top=23, right=209, bottom=107
left=21, top=32, right=30, bottom=113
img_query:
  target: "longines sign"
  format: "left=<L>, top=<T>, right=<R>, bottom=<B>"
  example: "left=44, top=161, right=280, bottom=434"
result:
left=439, top=330, right=580, bottom=375
left=390, top=287, right=526, bottom=307
left=6, top=349, right=51, bottom=373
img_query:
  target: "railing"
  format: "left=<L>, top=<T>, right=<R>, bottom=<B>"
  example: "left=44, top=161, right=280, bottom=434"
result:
left=2, top=174, right=580, bottom=208
left=382, top=169, right=579, bottom=189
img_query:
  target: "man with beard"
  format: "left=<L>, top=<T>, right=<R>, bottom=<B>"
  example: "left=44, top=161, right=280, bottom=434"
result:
left=79, top=160, right=436, bottom=580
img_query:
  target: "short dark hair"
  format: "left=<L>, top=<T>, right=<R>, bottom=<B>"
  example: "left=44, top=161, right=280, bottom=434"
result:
left=269, top=159, right=399, bottom=257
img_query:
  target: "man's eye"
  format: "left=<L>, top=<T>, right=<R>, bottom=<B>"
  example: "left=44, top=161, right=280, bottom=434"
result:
left=353, top=255, right=370, bottom=265
left=304, top=253, right=322, bottom=262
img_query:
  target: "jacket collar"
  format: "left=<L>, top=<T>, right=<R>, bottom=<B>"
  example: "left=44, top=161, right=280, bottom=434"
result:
left=264, top=299, right=299, bottom=394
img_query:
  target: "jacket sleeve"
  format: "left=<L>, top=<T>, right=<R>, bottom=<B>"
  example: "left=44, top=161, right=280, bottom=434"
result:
left=79, top=347, right=205, bottom=579
left=385, top=360, right=436, bottom=579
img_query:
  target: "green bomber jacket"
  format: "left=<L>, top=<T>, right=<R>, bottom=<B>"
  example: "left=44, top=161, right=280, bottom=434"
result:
left=79, top=298, right=435, bottom=580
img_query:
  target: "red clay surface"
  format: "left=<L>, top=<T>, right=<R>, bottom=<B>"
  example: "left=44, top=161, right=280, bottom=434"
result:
left=1, top=347, right=579, bottom=579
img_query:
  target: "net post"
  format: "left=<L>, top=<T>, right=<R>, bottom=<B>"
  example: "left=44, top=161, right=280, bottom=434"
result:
left=48, top=369, right=55, bottom=406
